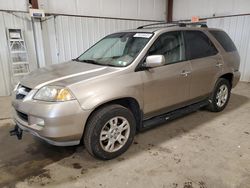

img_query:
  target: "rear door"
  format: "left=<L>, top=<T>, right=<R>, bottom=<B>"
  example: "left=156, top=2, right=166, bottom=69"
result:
left=142, top=31, right=192, bottom=118
left=184, top=30, right=222, bottom=100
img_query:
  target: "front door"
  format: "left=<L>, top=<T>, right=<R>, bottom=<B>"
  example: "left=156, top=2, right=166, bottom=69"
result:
left=141, top=31, right=191, bottom=118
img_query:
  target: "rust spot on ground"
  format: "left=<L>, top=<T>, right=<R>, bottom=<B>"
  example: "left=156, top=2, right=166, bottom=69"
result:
left=133, top=141, right=138, bottom=145
left=72, top=163, right=82, bottom=169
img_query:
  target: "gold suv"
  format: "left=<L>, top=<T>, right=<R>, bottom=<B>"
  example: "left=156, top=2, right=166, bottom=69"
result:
left=11, top=22, right=240, bottom=160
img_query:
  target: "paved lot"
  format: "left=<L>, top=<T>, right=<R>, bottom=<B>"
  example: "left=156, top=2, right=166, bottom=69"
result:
left=0, top=83, right=250, bottom=188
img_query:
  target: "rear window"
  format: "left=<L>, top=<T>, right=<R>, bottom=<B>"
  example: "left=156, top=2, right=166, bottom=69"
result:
left=210, top=30, right=237, bottom=52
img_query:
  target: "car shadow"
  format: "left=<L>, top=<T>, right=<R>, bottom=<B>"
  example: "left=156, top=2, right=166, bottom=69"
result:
left=0, top=93, right=248, bottom=187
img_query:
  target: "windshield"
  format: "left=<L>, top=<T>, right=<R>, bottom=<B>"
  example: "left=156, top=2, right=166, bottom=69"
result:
left=76, top=32, right=153, bottom=67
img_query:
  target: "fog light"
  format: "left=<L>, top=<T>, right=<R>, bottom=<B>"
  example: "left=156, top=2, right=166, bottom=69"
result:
left=29, top=116, right=45, bottom=127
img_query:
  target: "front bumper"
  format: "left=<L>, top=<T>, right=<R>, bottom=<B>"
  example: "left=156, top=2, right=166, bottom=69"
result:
left=12, top=93, right=91, bottom=146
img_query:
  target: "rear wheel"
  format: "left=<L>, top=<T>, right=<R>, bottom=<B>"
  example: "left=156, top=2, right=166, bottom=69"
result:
left=84, top=104, right=136, bottom=160
left=207, top=78, right=231, bottom=112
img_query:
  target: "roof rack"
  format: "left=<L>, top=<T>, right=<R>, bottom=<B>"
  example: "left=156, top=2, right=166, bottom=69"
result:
left=137, top=21, right=178, bottom=29
left=178, top=22, right=208, bottom=28
left=137, top=21, right=207, bottom=29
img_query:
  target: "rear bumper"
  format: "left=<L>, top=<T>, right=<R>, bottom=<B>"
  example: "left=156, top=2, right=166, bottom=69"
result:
left=12, top=95, right=91, bottom=146
left=232, top=71, right=241, bottom=88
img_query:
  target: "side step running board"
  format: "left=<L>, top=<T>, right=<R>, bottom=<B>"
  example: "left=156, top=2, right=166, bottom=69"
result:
left=142, top=100, right=209, bottom=130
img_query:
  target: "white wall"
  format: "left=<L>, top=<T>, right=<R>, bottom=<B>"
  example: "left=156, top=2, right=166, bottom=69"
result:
left=173, top=0, right=250, bottom=20
left=0, top=0, right=167, bottom=21
left=38, top=0, right=166, bottom=21
left=0, top=12, right=38, bottom=96
left=0, top=0, right=28, bottom=11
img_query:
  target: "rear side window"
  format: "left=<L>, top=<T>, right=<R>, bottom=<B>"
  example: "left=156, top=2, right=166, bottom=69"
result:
left=210, top=30, right=237, bottom=52
left=185, top=31, right=218, bottom=60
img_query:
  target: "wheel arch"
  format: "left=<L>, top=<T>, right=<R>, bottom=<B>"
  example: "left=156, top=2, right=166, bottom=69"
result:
left=219, top=72, right=233, bottom=87
left=83, top=97, right=143, bottom=138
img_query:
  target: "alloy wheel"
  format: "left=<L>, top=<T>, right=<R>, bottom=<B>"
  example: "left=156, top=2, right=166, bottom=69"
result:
left=99, top=116, right=130, bottom=152
left=216, top=84, right=229, bottom=107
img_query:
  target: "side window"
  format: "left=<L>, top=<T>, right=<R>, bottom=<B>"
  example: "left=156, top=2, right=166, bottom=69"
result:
left=185, top=31, right=218, bottom=60
left=148, top=31, right=185, bottom=64
left=210, top=30, right=237, bottom=52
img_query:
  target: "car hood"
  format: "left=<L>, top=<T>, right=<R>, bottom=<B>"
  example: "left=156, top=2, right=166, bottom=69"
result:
left=20, top=61, right=117, bottom=89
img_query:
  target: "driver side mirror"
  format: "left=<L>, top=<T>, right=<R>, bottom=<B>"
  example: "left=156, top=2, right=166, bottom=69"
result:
left=145, top=55, right=165, bottom=68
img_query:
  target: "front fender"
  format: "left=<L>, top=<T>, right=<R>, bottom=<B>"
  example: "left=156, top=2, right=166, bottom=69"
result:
left=69, top=71, right=144, bottom=111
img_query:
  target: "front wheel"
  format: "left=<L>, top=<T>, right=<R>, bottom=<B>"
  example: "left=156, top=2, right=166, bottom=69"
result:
left=84, top=104, right=136, bottom=160
left=207, top=78, right=231, bottom=112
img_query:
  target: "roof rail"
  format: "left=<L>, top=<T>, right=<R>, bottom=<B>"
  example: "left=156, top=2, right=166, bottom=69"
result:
left=178, top=21, right=208, bottom=28
left=137, top=21, right=207, bottom=29
left=137, top=21, right=178, bottom=29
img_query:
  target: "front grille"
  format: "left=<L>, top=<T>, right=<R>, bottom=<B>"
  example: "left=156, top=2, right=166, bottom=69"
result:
left=16, top=110, right=28, bottom=122
left=16, top=85, right=31, bottom=100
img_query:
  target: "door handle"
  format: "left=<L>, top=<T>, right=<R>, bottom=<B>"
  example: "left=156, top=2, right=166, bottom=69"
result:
left=216, top=63, right=223, bottom=67
left=180, top=70, right=191, bottom=77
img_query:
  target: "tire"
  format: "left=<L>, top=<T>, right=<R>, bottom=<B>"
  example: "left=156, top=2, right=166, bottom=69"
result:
left=207, top=78, right=231, bottom=112
left=84, top=104, right=136, bottom=160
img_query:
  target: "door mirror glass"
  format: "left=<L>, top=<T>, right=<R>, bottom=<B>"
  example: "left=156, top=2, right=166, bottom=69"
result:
left=145, top=55, right=165, bottom=68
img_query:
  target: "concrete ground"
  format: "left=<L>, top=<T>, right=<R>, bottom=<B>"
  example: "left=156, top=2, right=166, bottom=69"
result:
left=0, top=83, right=250, bottom=188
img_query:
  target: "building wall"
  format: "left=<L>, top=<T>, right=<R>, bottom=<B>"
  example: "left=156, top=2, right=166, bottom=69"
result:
left=38, top=0, right=166, bottom=21
left=0, top=0, right=28, bottom=11
left=0, top=11, right=38, bottom=96
left=0, top=0, right=167, bottom=21
left=173, top=0, right=250, bottom=20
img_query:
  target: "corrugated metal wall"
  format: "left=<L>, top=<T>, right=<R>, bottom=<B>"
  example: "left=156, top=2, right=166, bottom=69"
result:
left=0, top=0, right=27, bottom=11
left=38, top=0, right=166, bottom=21
left=0, top=11, right=37, bottom=96
left=207, top=15, right=250, bottom=82
left=173, top=0, right=250, bottom=21
left=41, top=16, right=153, bottom=65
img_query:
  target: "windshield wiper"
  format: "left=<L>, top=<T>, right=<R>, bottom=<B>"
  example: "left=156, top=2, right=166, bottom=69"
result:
left=75, top=59, right=102, bottom=65
left=74, top=58, right=121, bottom=67
left=72, top=58, right=79, bottom=62
left=82, top=59, right=100, bottom=64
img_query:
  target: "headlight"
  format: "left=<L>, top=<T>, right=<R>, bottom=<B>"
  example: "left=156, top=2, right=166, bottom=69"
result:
left=33, top=86, right=75, bottom=102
